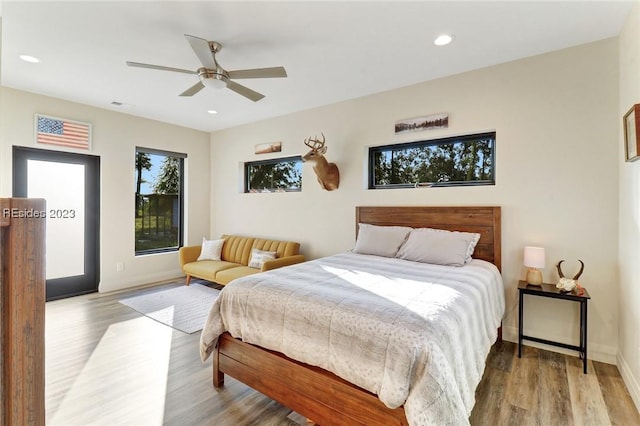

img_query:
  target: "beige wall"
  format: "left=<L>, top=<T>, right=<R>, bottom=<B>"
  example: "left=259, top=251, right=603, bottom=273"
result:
left=0, top=88, right=211, bottom=292
left=211, top=39, right=620, bottom=363
left=618, top=2, right=640, bottom=411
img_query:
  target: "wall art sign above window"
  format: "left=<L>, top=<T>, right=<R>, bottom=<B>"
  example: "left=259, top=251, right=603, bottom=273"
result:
left=255, top=141, right=282, bottom=154
left=395, top=113, right=448, bottom=134
left=35, top=114, right=91, bottom=150
left=623, top=104, right=640, bottom=162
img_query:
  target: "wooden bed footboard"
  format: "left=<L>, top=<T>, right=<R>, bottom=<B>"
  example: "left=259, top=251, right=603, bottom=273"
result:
left=214, top=332, right=407, bottom=426
left=214, top=325, right=502, bottom=425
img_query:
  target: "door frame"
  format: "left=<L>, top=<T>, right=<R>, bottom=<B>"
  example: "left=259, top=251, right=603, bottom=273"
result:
left=12, top=146, right=100, bottom=300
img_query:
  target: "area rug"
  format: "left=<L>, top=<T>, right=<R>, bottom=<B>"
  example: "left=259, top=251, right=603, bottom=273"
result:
left=119, top=284, right=220, bottom=333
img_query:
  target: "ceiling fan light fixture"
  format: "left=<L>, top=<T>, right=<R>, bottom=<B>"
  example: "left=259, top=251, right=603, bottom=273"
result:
left=202, top=75, right=228, bottom=89
left=434, top=34, right=454, bottom=46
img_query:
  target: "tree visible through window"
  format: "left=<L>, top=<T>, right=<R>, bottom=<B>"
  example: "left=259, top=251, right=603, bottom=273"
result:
left=369, top=132, right=495, bottom=188
left=245, top=156, right=302, bottom=193
left=135, top=148, right=185, bottom=254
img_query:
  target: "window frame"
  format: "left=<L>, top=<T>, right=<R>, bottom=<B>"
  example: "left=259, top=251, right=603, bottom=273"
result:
left=368, top=132, right=496, bottom=189
left=244, top=155, right=303, bottom=193
left=135, top=147, right=186, bottom=256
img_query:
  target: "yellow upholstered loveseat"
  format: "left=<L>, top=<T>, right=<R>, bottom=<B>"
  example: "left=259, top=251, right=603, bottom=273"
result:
left=178, top=235, right=304, bottom=285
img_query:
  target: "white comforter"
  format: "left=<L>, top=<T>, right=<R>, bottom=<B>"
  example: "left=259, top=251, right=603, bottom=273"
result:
left=200, top=252, right=505, bottom=425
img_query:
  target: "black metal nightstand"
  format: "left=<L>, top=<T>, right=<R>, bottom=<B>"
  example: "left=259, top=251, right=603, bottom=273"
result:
left=517, top=280, right=591, bottom=373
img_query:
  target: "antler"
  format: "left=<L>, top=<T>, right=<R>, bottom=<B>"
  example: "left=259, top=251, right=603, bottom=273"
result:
left=573, top=260, right=584, bottom=280
left=556, top=259, right=584, bottom=280
left=557, top=260, right=565, bottom=278
left=303, top=132, right=326, bottom=151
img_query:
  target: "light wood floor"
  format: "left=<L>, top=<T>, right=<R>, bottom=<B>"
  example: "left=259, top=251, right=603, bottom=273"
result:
left=45, top=280, right=640, bottom=426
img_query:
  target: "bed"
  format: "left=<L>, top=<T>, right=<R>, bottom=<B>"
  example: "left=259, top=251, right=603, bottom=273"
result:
left=200, top=206, right=503, bottom=425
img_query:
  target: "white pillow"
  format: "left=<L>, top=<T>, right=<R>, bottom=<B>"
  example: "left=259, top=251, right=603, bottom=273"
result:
left=353, top=223, right=412, bottom=258
left=197, top=237, right=225, bottom=261
left=248, top=248, right=277, bottom=269
left=396, top=228, right=481, bottom=267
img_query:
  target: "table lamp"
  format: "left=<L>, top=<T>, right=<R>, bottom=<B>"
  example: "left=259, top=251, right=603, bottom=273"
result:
left=524, top=246, right=545, bottom=285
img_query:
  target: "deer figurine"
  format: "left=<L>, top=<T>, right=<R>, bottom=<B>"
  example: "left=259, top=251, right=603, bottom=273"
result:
left=302, top=133, right=340, bottom=191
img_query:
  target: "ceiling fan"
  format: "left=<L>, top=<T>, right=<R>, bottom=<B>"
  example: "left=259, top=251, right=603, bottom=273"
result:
left=126, top=34, right=287, bottom=102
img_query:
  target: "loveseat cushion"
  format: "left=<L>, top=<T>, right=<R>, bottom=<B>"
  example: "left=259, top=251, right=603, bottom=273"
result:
left=183, top=260, right=238, bottom=281
left=215, top=266, right=261, bottom=285
left=220, top=235, right=255, bottom=265
left=253, top=238, right=300, bottom=258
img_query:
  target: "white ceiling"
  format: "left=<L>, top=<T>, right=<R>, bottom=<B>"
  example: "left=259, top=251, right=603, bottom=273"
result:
left=1, top=1, right=635, bottom=132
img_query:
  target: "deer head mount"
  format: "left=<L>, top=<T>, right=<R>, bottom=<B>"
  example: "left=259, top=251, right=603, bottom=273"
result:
left=555, top=259, right=584, bottom=292
left=302, top=133, right=340, bottom=191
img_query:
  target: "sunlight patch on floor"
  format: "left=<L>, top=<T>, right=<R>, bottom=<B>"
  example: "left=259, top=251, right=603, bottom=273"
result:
left=48, top=315, right=173, bottom=425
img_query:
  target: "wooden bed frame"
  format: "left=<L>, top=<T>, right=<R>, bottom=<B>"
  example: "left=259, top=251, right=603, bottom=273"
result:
left=212, top=206, right=502, bottom=425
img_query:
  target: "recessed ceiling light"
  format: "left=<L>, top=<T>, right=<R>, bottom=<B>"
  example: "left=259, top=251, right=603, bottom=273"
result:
left=207, top=110, right=218, bottom=115
left=434, top=34, right=454, bottom=46
left=19, top=54, right=40, bottom=63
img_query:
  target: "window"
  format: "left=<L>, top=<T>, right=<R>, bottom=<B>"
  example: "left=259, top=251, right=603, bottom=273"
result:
left=135, top=148, right=185, bottom=255
left=369, top=132, right=495, bottom=189
left=245, top=156, right=302, bottom=193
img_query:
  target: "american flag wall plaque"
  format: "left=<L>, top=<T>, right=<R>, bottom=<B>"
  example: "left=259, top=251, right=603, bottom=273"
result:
left=35, top=114, right=91, bottom=150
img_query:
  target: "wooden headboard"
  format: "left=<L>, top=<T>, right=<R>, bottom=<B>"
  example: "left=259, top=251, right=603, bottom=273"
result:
left=355, top=206, right=502, bottom=271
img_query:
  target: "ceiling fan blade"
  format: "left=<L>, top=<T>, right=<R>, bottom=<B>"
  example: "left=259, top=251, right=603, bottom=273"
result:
left=184, top=34, right=216, bottom=69
left=126, top=61, right=196, bottom=75
left=179, top=81, right=205, bottom=97
left=228, top=67, right=287, bottom=79
left=226, top=80, right=265, bottom=102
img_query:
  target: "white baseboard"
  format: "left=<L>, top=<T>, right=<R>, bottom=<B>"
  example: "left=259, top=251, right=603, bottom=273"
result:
left=502, top=325, right=617, bottom=365
left=99, top=269, right=185, bottom=293
left=617, top=352, right=640, bottom=413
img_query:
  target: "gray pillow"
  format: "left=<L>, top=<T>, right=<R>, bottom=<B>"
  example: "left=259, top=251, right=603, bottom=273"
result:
left=396, top=228, right=481, bottom=266
left=353, top=223, right=412, bottom=258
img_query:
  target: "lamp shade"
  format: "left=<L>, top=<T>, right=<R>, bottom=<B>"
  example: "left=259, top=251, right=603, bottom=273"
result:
left=523, top=246, right=545, bottom=268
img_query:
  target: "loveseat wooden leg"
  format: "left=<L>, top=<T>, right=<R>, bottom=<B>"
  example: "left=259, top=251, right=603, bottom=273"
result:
left=185, top=275, right=191, bottom=286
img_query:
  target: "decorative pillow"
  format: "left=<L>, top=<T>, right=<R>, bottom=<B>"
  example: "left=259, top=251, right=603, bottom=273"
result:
left=197, top=237, right=225, bottom=261
left=353, top=223, right=412, bottom=258
left=248, top=248, right=277, bottom=269
left=396, top=228, right=481, bottom=267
